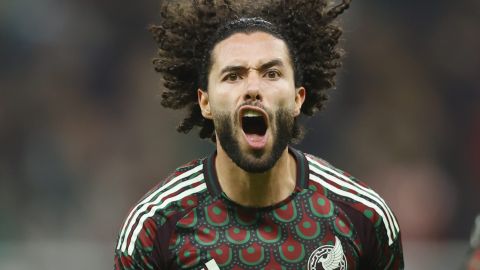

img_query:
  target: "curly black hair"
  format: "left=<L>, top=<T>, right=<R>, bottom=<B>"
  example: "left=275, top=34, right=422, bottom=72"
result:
left=150, top=0, right=352, bottom=142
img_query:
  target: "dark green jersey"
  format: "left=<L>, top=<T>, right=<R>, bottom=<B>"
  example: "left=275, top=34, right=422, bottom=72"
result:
left=114, top=147, right=403, bottom=269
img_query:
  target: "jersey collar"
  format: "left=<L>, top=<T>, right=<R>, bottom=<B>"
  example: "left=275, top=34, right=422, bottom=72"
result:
left=203, top=146, right=309, bottom=197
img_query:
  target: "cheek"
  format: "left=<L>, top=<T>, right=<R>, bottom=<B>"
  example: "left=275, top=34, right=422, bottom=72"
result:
left=210, top=97, right=235, bottom=116
left=267, top=79, right=296, bottom=101
left=269, top=90, right=297, bottom=110
left=210, top=90, right=242, bottom=112
left=209, top=97, right=237, bottom=121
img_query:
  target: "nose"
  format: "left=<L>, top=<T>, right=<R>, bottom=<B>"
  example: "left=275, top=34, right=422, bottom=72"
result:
left=244, top=70, right=262, bottom=102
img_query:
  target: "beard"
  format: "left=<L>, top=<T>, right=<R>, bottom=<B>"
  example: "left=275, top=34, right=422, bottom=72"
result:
left=214, top=106, right=295, bottom=173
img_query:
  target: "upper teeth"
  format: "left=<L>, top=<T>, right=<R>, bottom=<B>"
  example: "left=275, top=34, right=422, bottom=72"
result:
left=243, top=110, right=263, bottom=117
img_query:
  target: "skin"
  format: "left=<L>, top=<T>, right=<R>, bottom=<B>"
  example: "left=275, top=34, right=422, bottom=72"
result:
left=198, top=32, right=306, bottom=207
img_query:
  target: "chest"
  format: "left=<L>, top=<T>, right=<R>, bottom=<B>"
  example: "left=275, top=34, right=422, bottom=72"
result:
left=168, top=191, right=361, bottom=269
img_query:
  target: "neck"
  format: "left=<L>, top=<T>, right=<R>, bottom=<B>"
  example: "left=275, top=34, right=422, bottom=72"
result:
left=215, top=143, right=297, bottom=207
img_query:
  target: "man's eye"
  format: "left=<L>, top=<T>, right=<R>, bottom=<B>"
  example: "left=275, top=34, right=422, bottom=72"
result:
left=265, top=70, right=280, bottom=79
left=225, top=73, right=240, bottom=81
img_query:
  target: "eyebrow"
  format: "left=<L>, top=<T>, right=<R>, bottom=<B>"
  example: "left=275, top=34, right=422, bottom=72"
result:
left=219, top=59, right=285, bottom=75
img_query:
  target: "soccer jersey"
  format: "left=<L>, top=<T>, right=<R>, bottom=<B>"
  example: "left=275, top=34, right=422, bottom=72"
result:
left=114, top=147, right=404, bottom=269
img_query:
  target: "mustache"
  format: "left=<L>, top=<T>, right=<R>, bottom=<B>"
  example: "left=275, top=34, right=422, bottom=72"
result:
left=237, top=100, right=266, bottom=110
left=235, top=101, right=270, bottom=119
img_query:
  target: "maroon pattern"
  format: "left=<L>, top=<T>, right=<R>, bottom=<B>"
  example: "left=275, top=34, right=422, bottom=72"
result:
left=114, top=149, right=404, bottom=269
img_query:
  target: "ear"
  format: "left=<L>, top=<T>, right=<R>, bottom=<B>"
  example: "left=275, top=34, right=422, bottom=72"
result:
left=198, top=88, right=213, bottom=119
left=294, top=86, right=306, bottom=116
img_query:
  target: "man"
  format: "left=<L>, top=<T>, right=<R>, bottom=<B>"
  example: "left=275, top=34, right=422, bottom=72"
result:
left=114, top=1, right=404, bottom=269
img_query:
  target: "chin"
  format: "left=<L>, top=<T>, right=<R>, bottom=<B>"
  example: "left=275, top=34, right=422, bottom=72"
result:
left=229, top=142, right=282, bottom=173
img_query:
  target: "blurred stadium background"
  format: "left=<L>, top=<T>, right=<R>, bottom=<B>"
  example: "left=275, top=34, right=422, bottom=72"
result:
left=1, top=0, right=479, bottom=269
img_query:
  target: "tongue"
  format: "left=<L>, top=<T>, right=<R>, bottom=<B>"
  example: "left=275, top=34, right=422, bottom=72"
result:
left=244, top=133, right=268, bottom=149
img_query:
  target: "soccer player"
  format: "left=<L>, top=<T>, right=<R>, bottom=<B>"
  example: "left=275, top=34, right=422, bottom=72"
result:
left=114, top=1, right=404, bottom=269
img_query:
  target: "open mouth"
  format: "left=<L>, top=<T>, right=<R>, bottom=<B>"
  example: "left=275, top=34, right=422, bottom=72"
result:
left=242, top=110, right=267, bottom=136
left=240, top=108, right=268, bottom=136
left=239, top=106, right=269, bottom=150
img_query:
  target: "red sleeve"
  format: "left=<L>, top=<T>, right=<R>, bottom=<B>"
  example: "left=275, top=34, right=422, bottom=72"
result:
left=114, top=217, right=161, bottom=270
left=338, top=201, right=404, bottom=269
left=114, top=210, right=188, bottom=270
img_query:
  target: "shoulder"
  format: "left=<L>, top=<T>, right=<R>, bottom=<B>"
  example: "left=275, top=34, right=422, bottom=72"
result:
left=303, top=152, right=401, bottom=246
left=115, top=157, right=209, bottom=259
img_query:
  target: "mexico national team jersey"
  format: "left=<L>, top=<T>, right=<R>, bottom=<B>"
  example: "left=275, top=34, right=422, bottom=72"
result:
left=114, top=148, right=404, bottom=269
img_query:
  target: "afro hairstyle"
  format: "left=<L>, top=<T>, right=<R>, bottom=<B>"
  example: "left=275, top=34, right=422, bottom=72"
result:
left=149, top=0, right=352, bottom=142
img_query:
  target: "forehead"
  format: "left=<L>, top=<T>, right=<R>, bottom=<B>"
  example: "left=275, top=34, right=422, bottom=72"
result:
left=211, top=32, right=292, bottom=70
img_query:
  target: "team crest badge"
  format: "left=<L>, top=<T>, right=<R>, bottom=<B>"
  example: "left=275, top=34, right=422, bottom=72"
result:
left=307, top=236, right=347, bottom=270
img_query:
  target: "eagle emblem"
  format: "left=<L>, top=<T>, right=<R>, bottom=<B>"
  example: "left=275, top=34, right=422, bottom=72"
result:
left=307, top=236, right=347, bottom=270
